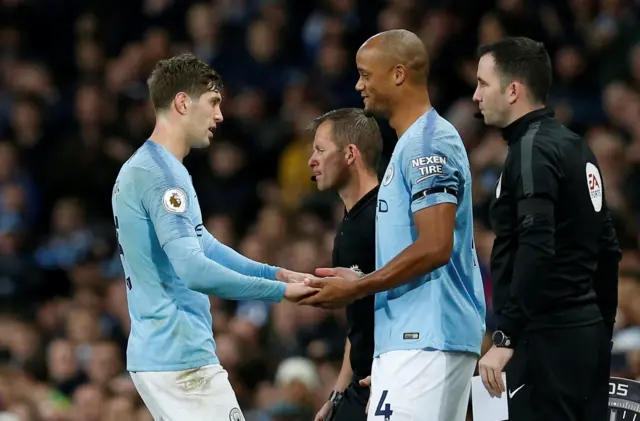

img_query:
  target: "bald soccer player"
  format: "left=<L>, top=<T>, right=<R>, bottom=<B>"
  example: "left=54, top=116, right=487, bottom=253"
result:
left=300, top=30, right=486, bottom=421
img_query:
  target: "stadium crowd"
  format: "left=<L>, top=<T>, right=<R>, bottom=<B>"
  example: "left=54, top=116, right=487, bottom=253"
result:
left=0, top=0, right=639, bottom=420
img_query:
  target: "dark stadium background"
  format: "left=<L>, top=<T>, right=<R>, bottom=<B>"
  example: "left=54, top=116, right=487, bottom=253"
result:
left=0, top=0, right=639, bottom=420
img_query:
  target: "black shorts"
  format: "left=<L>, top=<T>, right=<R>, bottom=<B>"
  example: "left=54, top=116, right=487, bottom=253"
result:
left=330, top=380, right=370, bottom=421
left=506, top=322, right=611, bottom=421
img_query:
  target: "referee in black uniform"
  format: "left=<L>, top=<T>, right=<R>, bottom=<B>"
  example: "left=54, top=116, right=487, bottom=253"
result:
left=473, top=37, right=621, bottom=421
left=307, top=108, right=381, bottom=421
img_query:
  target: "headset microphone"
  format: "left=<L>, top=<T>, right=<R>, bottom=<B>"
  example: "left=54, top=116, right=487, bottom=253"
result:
left=311, top=175, right=317, bottom=182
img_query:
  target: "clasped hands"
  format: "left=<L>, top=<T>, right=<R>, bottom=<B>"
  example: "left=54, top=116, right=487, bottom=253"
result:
left=276, top=267, right=362, bottom=308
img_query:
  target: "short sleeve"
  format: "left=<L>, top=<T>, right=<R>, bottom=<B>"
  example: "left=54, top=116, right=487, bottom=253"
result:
left=132, top=166, right=197, bottom=247
left=401, top=133, right=461, bottom=214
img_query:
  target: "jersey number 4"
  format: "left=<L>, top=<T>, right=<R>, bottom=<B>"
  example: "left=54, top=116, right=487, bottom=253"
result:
left=375, top=390, right=393, bottom=420
left=114, top=216, right=132, bottom=290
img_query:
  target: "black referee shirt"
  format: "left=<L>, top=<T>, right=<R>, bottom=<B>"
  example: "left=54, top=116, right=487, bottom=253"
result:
left=332, top=186, right=377, bottom=379
left=489, top=107, right=621, bottom=344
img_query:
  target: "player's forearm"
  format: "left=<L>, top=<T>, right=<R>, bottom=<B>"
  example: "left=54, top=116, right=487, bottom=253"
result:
left=333, top=338, right=353, bottom=392
left=503, top=214, right=555, bottom=338
left=165, top=237, right=285, bottom=302
left=356, top=239, right=450, bottom=297
left=202, top=231, right=278, bottom=279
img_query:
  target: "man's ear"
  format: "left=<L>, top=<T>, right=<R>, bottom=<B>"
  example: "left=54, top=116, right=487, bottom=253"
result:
left=394, top=65, right=407, bottom=86
left=346, top=144, right=359, bottom=165
left=174, top=92, right=191, bottom=115
left=508, top=81, right=523, bottom=106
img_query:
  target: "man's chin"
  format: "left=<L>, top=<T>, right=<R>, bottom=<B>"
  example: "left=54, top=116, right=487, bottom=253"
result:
left=476, top=112, right=495, bottom=127
left=363, top=106, right=379, bottom=118
left=192, top=138, right=211, bottom=149
left=315, top=181, right=328, bottom=191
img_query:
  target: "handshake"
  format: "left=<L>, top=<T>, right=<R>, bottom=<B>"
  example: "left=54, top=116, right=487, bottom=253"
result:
left=276, top=267, right=364, bottom=308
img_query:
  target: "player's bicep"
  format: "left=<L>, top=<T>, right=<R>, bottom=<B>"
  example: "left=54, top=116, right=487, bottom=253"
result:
left=413, top=203, right=456, bottom=261
left=402, top=137, right=460, bottom=214
left=141, top=178, right=196, bottom=247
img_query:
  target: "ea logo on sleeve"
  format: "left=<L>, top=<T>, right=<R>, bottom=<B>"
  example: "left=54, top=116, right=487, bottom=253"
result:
left=585, top=163, right=603, bottom=212
left=162, top=188, right=187, bottom=214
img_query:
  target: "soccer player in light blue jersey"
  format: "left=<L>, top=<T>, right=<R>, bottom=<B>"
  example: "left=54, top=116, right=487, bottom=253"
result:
left=111, top=54, right=317, bottom=421
left=301, top=30, right=486, bottom=421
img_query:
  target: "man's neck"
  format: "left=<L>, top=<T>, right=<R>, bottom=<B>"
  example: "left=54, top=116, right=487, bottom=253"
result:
left=149, top=117, right=189, bottom=161
left=502, top=103, right=546, bottom=128
left=338, top=171, right=379, bottom=212
left=389, top=89, right=432, bottom=138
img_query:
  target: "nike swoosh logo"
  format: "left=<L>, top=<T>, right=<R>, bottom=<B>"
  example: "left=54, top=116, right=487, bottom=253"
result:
left=508, top=384, right=525, bottom=398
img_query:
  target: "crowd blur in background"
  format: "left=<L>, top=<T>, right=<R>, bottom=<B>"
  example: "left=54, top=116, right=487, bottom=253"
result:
left=0, top=0, right=639, bottom=420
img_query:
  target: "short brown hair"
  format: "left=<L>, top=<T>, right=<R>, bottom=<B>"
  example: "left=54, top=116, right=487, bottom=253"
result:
left=307, top=108, right=383, bottom=172
left=477, top=37, right=552, bottom=105
left=147, top=53, right=223, bottom=111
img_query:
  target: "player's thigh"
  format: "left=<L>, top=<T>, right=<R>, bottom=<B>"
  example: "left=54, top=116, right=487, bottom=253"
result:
left=581, top=333, right=611, bottom=421
left=130, top=364, right=244, bottom=421
left=331, top=395, right=368, bottom=421
left=367, top=350, right=476, bottom=421
left=526, top=325, right=608, bottom=421
left=130, top=370, right=164, bottom=420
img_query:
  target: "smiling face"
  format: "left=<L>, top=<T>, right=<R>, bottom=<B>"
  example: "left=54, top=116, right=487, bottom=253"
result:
left=355, top=45, right=396, bottom=118
left=473, top=53, right=513, bottom=127
left=183, top=89, right=223, bottom=149
left=308, top=120, right=351, bottom=191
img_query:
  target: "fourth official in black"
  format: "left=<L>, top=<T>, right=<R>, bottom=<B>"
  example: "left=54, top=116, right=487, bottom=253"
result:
left=307, top=108, right=381, bottom=421
left=473, top=37, right=621, bottom=421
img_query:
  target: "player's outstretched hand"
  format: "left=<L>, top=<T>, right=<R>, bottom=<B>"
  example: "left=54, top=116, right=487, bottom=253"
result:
left=284, top=282, right=320, bottom=302
left=276, top=268, right=312, bottom=283
left=297, top=276, right=359, bottom=308
left=315, top=267, right=362, bottom=281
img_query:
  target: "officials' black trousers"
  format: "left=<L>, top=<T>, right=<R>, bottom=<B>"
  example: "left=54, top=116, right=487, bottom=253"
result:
left=330, top=379, right=370, bottom=421
left=506, top=322, right=611, bottom=421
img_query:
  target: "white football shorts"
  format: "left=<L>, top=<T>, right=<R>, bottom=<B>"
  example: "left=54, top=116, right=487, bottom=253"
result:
left=367, top=349, right=476, bottom=421
left=130, top=364, right=245, bottom=421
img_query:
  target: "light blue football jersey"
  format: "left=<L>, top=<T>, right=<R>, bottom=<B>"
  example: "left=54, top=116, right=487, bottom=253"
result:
left=112, top=140, right=284, bottom=372
left=375, top=108, right=486, bottom=357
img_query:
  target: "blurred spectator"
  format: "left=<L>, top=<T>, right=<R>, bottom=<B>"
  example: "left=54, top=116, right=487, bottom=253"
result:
left=34, top=198, right=93, bottom=271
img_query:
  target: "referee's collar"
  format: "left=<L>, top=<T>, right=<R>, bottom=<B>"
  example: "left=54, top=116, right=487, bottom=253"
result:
left=346, top=185, right=379, bottom=218
left=501, top=107, right=554, bottom=144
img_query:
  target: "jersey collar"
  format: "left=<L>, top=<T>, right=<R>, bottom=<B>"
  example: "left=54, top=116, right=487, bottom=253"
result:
left=501, top=107, right=555, bottom=144
left=346, top=185, right=379, bottom=219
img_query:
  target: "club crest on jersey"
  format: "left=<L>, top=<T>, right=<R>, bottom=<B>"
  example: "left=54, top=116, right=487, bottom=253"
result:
left=382, top=163, right=395, bottom=186
left=162, top=188, right=187, bottom=214
left=585, top=163, right=602, bottom=212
